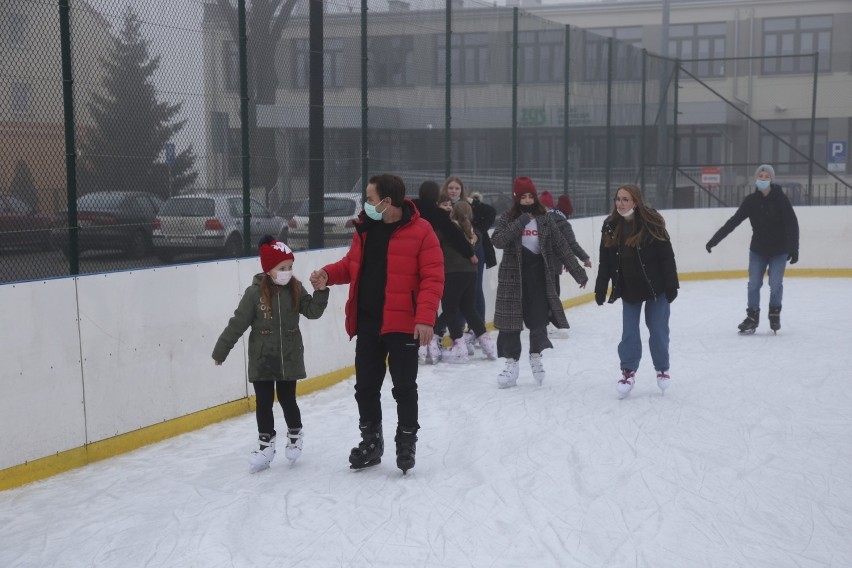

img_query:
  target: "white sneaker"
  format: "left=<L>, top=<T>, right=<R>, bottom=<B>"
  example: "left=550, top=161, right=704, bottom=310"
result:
left=656, top=371, right=671, bottom=394
left=497, top=358, right=519, bottom=388
left=477, top=332, right=498, bottom=360
left=617, top=370, right=635, bottom=399
left=529, top=353, right=545, bottom=385
left=445, top=338, right=469, bottom=364
left=284, top=428, right=303, bottom=462
left=248, top=434, right=276, bottom=473
left=463, top=330, right=476, bottom=356
left=426, top=336, right=442, bottom=364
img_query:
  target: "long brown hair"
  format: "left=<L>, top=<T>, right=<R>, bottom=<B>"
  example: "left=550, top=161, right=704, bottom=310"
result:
left=260, top=273, right=303, bottom=312
left=603, top=184, right=669, bottom=248
left=441, top=175, right=466, bottom=202
left=508, top=194, right=546, bottom=219
left=451, top=200, right=475, bottom=244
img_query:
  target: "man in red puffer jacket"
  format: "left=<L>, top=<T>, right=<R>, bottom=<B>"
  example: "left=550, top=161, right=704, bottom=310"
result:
left=310, top=174, right=444, bottom=474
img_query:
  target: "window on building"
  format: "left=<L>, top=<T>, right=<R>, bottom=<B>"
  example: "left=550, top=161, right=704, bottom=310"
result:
left=223, top=41, right=239, bottom=93
left=670, top=23, right=726, bottom=78
left=294, top=38, right=346, bottom=88
left=227, top=128, right=241, bottom=177
left=584, top=27, right=642, bottom=82
left=759, top=118, right=828, bottom=175
left=368, top=36, right=415, bottom=87
left=677, top=127, right=723, bottom=167
left=452, top=131, right=491, bottom=172
left=437, top=33, right=489, bottom=85
left=10, top=82, right=30, bottom=116
left=5, top=13, right=28, bottom=48
left=762, top=16, right=831, bottom=74
left=519, top=30, right=564, bottom=84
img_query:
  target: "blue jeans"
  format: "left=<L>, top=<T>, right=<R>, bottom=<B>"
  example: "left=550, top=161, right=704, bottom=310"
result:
left=748, top=251, right=787, bottom=310
left=618, top=295, right=670, bottom=373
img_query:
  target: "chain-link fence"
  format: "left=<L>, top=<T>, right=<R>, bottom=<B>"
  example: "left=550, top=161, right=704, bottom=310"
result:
left=2, top=0, right=849, bottom=284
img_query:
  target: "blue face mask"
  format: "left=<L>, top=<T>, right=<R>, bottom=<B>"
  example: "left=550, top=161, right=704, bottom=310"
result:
left=756, top=179, right=771, bottom=190
left=364, top=199, right=386, bottom=221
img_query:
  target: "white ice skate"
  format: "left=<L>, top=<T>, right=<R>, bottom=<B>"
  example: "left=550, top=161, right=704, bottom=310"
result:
left=656, top=371, right=671, bottom=394
left=529, top=353, right=545, bottom=385
left=617, top=370, right=635, bottom=399
left=463, top=330, right=477, bottom=356
left=477, top=332, right=498, bottom=360
left=426, top=336, right=442, bottom=364
left=418, top=345, right=428, bottom=365
left=284, top=428, right=303, bottom=463
left=445, top=338, right=469, bottom=364
left=248, top=434, right=276, bottom=473
left=497, top=358, right=519, bottom=388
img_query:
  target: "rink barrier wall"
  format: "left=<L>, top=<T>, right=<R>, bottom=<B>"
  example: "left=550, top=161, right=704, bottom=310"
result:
left=1, top=206, right=850, bottom=491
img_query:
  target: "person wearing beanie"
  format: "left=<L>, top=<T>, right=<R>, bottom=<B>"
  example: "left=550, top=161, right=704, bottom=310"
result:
left=540, top=190, right=592, bottom=302
left=595, top=184, right=679, bottom=399
left=310, top=174, right=444, bottom=474
left=705, top=163, right=799, bottom=335
left=212, top=235, right=329, bottom=473
left=556, top=194, right=574, bottom=218
left=491, top=176, right=588, bottom=388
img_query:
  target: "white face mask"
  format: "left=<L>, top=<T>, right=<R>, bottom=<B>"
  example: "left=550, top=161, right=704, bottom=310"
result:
left=618, top=208, right=635, bottom=218
left=272, top=270, right=292, bottom=286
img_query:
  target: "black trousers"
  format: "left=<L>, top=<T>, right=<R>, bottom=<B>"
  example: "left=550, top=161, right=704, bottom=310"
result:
left=354, top=329, right=420, bottom=429
left=253, top=380, right=301, bottom=437
left=496, top=248, right=553, bottom=360
left=434, top=271, right=487, bottom=340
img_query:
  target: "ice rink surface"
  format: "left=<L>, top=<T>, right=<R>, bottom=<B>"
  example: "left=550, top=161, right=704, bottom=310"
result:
left=1, top=278, right=850, bottom=568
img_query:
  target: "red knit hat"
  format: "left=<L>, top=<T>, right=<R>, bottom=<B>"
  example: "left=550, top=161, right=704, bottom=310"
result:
left=259, top=239, right=294, bottom=272
left=539, top=190, right=554, bottom=208
left=512, top=176, right=537, bottom=200
left=557, top=194, right=574, bottom=217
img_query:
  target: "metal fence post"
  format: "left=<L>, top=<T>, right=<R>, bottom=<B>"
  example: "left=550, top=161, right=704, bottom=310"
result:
left=445, top=0, right=452, bottom=179
left=640, top=49, right=647, bottom=192
left=58, top=0, right=79, bottom=275
left=511, top=7, right=518, bottom=184
left=563, top=25, right=570, bottom=198
left=238, top=0, right=251, bottom=255
left=361, top=0, right=368, bottom=198
left=308, top=0, right=324, bottom=249
left=673, top=61, right=680, bottom=207
left=605, top=36, right=613, bottom=211
left=807, top=51, right=819, bottom=206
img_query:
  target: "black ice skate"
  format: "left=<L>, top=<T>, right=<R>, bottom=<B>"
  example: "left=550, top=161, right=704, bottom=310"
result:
left=349, top=422, right=383, bottom=470
left=394, top=426, right=418, bottom=475
left=768, top=305, right=782, bottom=333
left=737, top=309, right=759, bottom=335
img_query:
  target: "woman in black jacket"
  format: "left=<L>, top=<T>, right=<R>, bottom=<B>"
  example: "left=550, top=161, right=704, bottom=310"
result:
left=595, top=184, right=679, bottom=399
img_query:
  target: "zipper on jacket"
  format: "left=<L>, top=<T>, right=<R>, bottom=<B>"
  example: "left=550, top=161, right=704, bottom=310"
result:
left=635, top=245, right=658, bottom=300
left=277, top=288, right=285, bottom=377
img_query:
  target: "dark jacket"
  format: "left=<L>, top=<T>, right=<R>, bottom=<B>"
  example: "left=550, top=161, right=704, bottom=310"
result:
left=212, top=274, right=329, bottom=381
left=707, top=184, right=799, bottom=257
left=548, top=209, right=589, bottom=269
left=471, top=197, right=497, bottom=268
left=594, top=215, right=679, bottom=304
left=411, top=198, right=474, bottom=260
left=322, top=199, right=444, bottom=338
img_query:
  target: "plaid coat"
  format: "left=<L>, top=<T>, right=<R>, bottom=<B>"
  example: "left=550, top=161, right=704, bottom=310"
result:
left=492, top=211, right=588, bottom=331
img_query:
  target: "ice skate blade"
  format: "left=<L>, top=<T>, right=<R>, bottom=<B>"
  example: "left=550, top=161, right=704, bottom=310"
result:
left=738, top=329, right=757, bottom=335
left=249, top=463, right=270, bottom=474
left=349, top=458, right=381, bottom=470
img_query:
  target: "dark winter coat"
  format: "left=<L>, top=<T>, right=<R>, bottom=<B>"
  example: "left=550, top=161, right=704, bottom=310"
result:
left=411, top=197, right=475, bottom=261
left=212, top=274, right=329, bottom=381
left=471, top=197, right=497, bottom=268
left=594, top=215, right=679, bottom=304
left=492, top=211, right=588, bottom=331
left=707, top=184, right=799, bottom=257
left=548, top=209, right=590, bottom=270
left=322, top=199, right=444, bottom=339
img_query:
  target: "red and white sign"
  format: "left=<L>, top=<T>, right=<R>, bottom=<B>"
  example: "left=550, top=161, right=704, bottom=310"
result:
left=701, top=166, right=721, bottom=187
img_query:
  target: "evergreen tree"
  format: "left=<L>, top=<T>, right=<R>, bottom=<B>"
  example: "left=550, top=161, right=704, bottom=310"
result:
left=79, top=6, right=197, bottom=198
left=9, top=160, right=38, bottom=210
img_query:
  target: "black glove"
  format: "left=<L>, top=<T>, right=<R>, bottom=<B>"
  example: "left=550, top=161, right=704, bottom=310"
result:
left=518, top=213, right=531, bottom=226
left=788, top=251, right=798, bottom=264
left=705, top=242, right=713, bottom=253
left=595, top=292, right=605, bottom=306
left=665, top=288, right=678, bottom=303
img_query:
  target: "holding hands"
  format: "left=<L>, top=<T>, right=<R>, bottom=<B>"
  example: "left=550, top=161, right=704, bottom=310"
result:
left=310, top=269, right=328, bottom=291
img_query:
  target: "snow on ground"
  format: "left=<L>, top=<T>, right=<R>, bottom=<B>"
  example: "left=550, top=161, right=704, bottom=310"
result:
left=1, top=278, right=851, bottom=568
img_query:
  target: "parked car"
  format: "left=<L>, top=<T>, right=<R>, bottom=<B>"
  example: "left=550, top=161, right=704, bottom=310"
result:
left=54, top=191, right=164, bottom=258
left=0, top=194, right=54, bottom=252
left=287, top=193, right=363, bottom=250
left=152, top=193, right=288, bottom=262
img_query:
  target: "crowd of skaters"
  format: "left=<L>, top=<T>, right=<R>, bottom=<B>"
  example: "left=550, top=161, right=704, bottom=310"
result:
left=212, top=166, right=799, bottom=475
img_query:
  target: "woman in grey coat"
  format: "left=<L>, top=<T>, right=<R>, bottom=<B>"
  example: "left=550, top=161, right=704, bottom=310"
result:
left=491, top=177, right=588, bottom=388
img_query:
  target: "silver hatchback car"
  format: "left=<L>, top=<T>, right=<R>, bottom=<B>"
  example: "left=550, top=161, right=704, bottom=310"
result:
left=152, top=193, right=287, bottom=262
